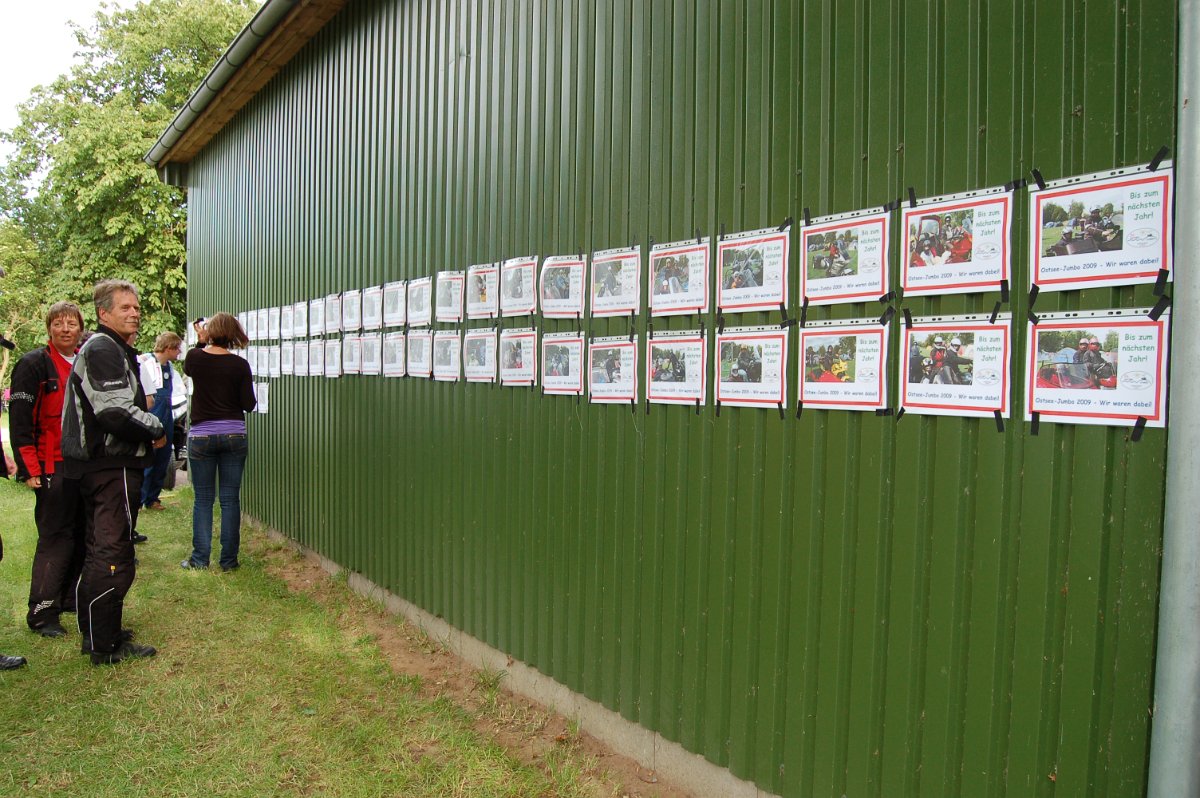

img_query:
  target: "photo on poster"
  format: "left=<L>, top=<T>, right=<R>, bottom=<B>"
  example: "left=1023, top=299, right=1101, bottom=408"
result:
left=463, top=328, right=497, bottom=382
left=293, top=301, right=308, bottom=338
left=408, top=277, right=432, bottom=327
left=256, top=346, right=270, bottom=377
left=382, top=331, right=406, bottom=377
left=500, top=256, right=538, bottom=317
left=466, top=263, right=499, bottom=319
left=714, top=327, right=788, bottom=408
left=588, top=336, right=638, bottom=403
left=362, top=285, right=383, bottom=330
left=360, top=333, right=382, bottom=375
left=591, top=245, right=640, bottom=317
left=1030, top=164, right=1173, bottom=291
left=308, top=298, right=324, bottom=337
left=280, top=341, right=294, bottom=376
left=541, top=332, right=584, bottom=395
left=716, top=226, right=790, bottom=313
left=901, top=189, right=1012, bottom=296
left=649, top=238, right=710, bottom=316
left=901, top=316, right=1011, bottom=418
left=324, top=293, right=342, bottom=335
left=323, top=339, right=341, bottom=377
left=540, top=256, right=586, bottom=318
left=268, top=345, right=281, bottom=378
left=799, top=320, right=888, bottom=411
left=281, top=304, right=294, bottom=339
left=382, top=280, right=407, bottom=327
left=342, top=335, right=361, bottom=375
left=646, top=331, right=706, bottom=405
left=308, top=335, right=324, bottom=374
left=268, top=307, right=281, bottom=339
left=433, top=330, right=461, bottom=382
left=293, top=341, right=309, bottom=377
left=499, top=327, right=537, bottom=386
left=799, top=209, right=888, bottom=306
left=407, top=329, right=432, bottom=377
left=253, top=382, right=269, bottom=415
left=1025, top=310, right=1169, bottom=427
left=256, top=309, right=268, bottom=340
left=342, top=289, right=362, bottom=331
left=436, top=271, right=464, bottom=323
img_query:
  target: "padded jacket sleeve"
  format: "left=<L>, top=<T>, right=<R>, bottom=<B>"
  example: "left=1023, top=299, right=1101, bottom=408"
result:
left=81, top=337, right=163, bottom=443
left=8, top=351, right=43, bottom=481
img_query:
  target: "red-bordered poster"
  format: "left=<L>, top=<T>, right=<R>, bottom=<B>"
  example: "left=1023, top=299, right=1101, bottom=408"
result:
left=1029, top=163, right=1173, bottom=291
left=646, top=330, right=706, bottom=405
left=714, top=326, right=789, bottom=408
left=359, top=333, right=382, bottom=375
left=382, top=331, right=406, bottom=377
left=323, top=294, right=341, bottom=335
left=901, top=187, right=1012, bottom=296
left=407, top=277, right=432, bottom=327
left=798, top=319, right=889, bottom=412
left=649, top=237, right=710, bottom=317
left=900, top=315, right=1011, bottom=418
left=500, top=256, right=538, bottom=317
left=540, top=255, right=587, bottom=318
left=1025, top=309, right=1169, bottom=428
left=435, top=271, right=464, bottom=323
left=716, top=226, right=789, bottom=313
left=591, top=245, right=641, bottom=317
left=588, top=336, right=638, bottom=403
left=293, top=340, right=309, bottom=377
left=281, top=304, right=295, bottom=339
left=432, top=329, right=461, bottom=381
left=466, top=264, right=499, bottom=319
left=341, top=290, right=361, bottom=332
left=361, top=286, right=383, bottom=331
left=799, top=208, right=888, bottom=306
left=463, top=328, right=497, bottom=383
left=499, top=327, right=538, bottom=386
left=407, top=329, right=432, bottom=377
left=341, top=336, right=361, bottom=375
left=293, top=300, right=308, bottom=338
left=382, top=280, right=407, bottom=327
left=541, top=332, right=585, bottom=395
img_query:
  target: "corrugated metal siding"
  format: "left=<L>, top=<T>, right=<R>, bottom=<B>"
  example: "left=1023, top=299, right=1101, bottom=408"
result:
left=184, top=1, right=1175, bottom=795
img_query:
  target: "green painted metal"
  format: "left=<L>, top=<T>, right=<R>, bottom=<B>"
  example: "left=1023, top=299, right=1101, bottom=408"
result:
left=182, top=1, right=1175, bottom=795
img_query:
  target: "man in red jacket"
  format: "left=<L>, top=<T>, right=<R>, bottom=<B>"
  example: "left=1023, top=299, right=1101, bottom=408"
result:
left=9, top=301, right=87, bottom=637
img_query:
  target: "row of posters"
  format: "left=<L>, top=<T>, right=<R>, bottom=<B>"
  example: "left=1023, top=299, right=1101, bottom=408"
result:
left=235, top=162, right=1173, bottom=342
left=242, top=308, right=1169, bottom=428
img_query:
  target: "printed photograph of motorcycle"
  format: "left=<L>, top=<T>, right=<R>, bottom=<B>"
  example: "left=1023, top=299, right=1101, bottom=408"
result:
left=1040, top=194, right=1123, bottom=257
left=806, top=231, right=859, bottom=279
left=907, top=210, right=973, bottom=268
left=804, top=336, right=856, bottom=382
left=1034, top=329, right=1119, bottom=389
left=544, top=344, right=572, bottom=377
left=720, top=246, right=765, bottom=290
left=650, top=346, right=687, bottom=382
left=591, top=347, right=627, bottom=385
left=720, top=342, right=763, bottom=383
left=907, top=332, right=974, bottom=385
left=652, top=254, right=693, bottom=295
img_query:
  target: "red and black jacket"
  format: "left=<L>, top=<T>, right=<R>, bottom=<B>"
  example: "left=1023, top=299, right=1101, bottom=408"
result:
left=9, top=344, right=73, bottom=482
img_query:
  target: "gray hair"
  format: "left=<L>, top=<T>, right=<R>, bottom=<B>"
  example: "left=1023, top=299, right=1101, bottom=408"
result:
left=93, top=280, right=139, bottom=314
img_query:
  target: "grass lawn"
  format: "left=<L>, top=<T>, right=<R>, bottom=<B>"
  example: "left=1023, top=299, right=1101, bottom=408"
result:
left=1041, top=226, right=1064, bottom=253
left=0, top=479, right=643, bottom=798
left=806, top=250, right=859, bottom=279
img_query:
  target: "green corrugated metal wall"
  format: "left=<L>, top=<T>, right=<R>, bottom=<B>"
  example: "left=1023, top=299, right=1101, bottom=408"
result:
left=183, top=1, right=1175, bottom=795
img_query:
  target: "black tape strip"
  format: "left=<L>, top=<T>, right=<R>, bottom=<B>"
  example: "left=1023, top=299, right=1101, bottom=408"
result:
left=779, top=216, right=793, bottom=232
left=1148, top=145, right=1170, bottom=172
left=1004, top=177, right=1028, bottom=192
left=1028, top=284, right=1040, bottom=308
left=630, top=398, right=636, bottom=415
left=1153, top=268, right=1169, bottom=297
left=1027, top=309, right=1040, bottom=326
left=695, top=228, right=703, bottom=244
left=648, top=322, right=654, bottom=338
left=879, top=291, right=896, bottom=304
left=907, top=187, right=917, bottom=208
left=875, top=407, right=893, bottom=417
left=720, top=223, right=726, bottom=239
left=629, top=310, right=636, bottom=341
left=1030, top=412, right=1040, bottom=436
left=716, top=400, right=722, bottom=417
left=800, top=297, right=809, bottom=328
left=1149, top=294, right=1171, bottom=321
left=777, top=401, right=785, bottom=420
left=646, top=396, right=650, bottom=415
left=989, top=302, right=1001, bottom=325
left=994, top=410, right=1005, bottom=433
left=779, top=303, right=796, bottom=328
left=695, top=397, right=701, bottom=415
left=717, top=314, right=726, bottom=334
left=1000, top=279, right=1010, bottom=303
left=878, top=306, right=896, bottom=326
left=803, top=207, right=812, bottom=227
left=1031, top=168, right=1046, bottom=190
left=1132, top=416, right=1148, bottom=442
left=895, top=407, right=905, bottom=422
left=904, top=308, right=913, bottom=329
left=648, top=237, right=656, bottom=248
left=795, top=399, right=803, bottom=419
left=884, top=198, right=900, bottom=212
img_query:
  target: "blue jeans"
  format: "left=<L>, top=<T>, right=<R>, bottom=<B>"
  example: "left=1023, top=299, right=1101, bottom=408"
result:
left=188, top=434, right=248, bottom=569
left=141, top=439, right=173, bottom=507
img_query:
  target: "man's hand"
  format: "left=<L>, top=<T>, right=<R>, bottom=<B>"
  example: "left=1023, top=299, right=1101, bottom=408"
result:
left=146, top=396, right=155, bottom=409
left=152, top=435, right=168, bottom=450
left=24, top=476, right=41, bottom=489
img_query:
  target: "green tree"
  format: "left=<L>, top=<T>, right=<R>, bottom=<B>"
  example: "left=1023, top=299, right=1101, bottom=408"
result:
left=0, top=0, right=258, bottom=351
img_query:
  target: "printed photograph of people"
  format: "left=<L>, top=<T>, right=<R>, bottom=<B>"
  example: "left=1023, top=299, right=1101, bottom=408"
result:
left=465, top=338, right=488, bottom=368
left=469, top=273, right=489, bottom=304
left=591, top=347, right=625, bottom=384
left=719, top=341, right=762, bottom=383
left=434, top=338, right=453, bottom=367
left=906, top=210, right=974, bottom=268
left=720, top=246, right=764, bottom=289
left=907, top=332, right=974, bottom=384
left=1033, top=329, right=1119, bottom=389
left=544, top=344, right=571, bottom=377
left=1040, top=194, right=1124, bottom=257
left=807, top=231, right=860, bottom=279
left=652, top=254, right=692, bottom=295
left=650, top=347, right=686, bottom=382
left=804, top=336, right=856, bottom=382
left=542, top=266, right=572, bottom=301
left=504, top=268, right=525, bottom=300
left=436, top=280, right=452, bottom=309
left=503, top=340, right=525, bottom=370
left=594, top=261, right=623, bottom=298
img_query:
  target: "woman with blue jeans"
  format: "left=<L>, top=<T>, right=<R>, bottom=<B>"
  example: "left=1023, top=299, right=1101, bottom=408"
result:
left=181, top=313, right=255, bottom=571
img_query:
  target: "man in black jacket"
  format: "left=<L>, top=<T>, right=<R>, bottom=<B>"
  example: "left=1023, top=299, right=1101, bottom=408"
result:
left=60, top=280, right=166, bottom=665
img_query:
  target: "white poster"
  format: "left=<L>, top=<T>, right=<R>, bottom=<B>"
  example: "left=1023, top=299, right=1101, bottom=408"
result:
left=588, top=336, right=638, bottom=404
left=293, top=341, right=309, bottom=377
left=324, top=293, right=342, bottom=334
left=901, top=188, right=1012, bottom=296
left=254, top=382, right=269, bottom=414
left=382, top=331, right=406, bottom=377
left=591, top=245, right=640, bottom=317
left=432, top=330, right=461, bottom=381
left=323, top=339, right=341, bottom=378
left=435, top=271, right=464, bottom=323
left=499, top=327, right=537, bottom=386
left=407, top=329, right=432, bottom=377
left=360, top=332, right=382, bottom=376
left=268, top=345, right=281, bottom=378
left=500, top=256, right=538, bottom=317
left=239, top=311, right=251, bottom=339
left=540, top=255, right=586, bottom=318
left=799, top=320, right=889, bottom=412
left=408, top=277, right=432, bottom=327
left=256, top=309, right=268, bottom=340
left=649, top=238, right=710, bottom=316
left=308, top=298, right=324, bottom=337
left=308, top=335, right=324, bottom=375
left=362, top=285, right=384, bottom=330
left=256, top=346, right=269, bottom=377
left=463, top=328, right=497, bottom=383
left=268, top=307, right=281, bottom=339
left=1030, top=164, right=1173, bottom=291
left=799, top=209, right=889, bottom=306
left=342, top=289, right=362, bottom=332
left=281, top=304, right=294, bottom=340
left=466, top=263, right=499, bottom=319
left=1026, top=309, right=1169, bottom=428
left=541, top=332, right=585, bottom=395
left=901, top=315, right=1011, bottom=419
left=646, top=330, right=706, bottom=405
left=382, top=280, right=407, bottom=327
left=714, top=326, right=789, bottom=408
left=293, top=301, right=308, bottom=339
left=716, top=225, right=790, bottom=313
left=280, top=341, right=294, bottom=376
left=342, top=335, right=361, bottom=375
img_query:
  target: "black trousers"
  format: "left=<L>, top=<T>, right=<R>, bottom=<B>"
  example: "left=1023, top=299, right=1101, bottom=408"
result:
left=26, top=472, right=85, bottom=628
left=76, top=468, right=142, bottom=654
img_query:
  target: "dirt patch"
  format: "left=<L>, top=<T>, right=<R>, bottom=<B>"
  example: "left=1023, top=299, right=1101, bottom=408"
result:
left=254, top=531, right=693, bottom=798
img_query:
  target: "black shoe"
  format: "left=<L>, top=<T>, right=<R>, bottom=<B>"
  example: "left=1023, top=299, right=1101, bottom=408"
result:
left=181, top=559, right=207, bottom=570
left=32, top=622, right=67, bottom=638
left=0, top=654, right=27, bottom=670
left=132, top=532, right=148, bottom=544
left=220, top=562, right=240, bottom=572
left=79, top=629, right=135, bottom=656
left=91, top=640, right=156, bottom=665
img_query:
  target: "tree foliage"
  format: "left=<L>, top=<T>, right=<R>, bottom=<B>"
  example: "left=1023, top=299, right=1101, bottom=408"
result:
left=0, top=0, right=258, bottom=357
